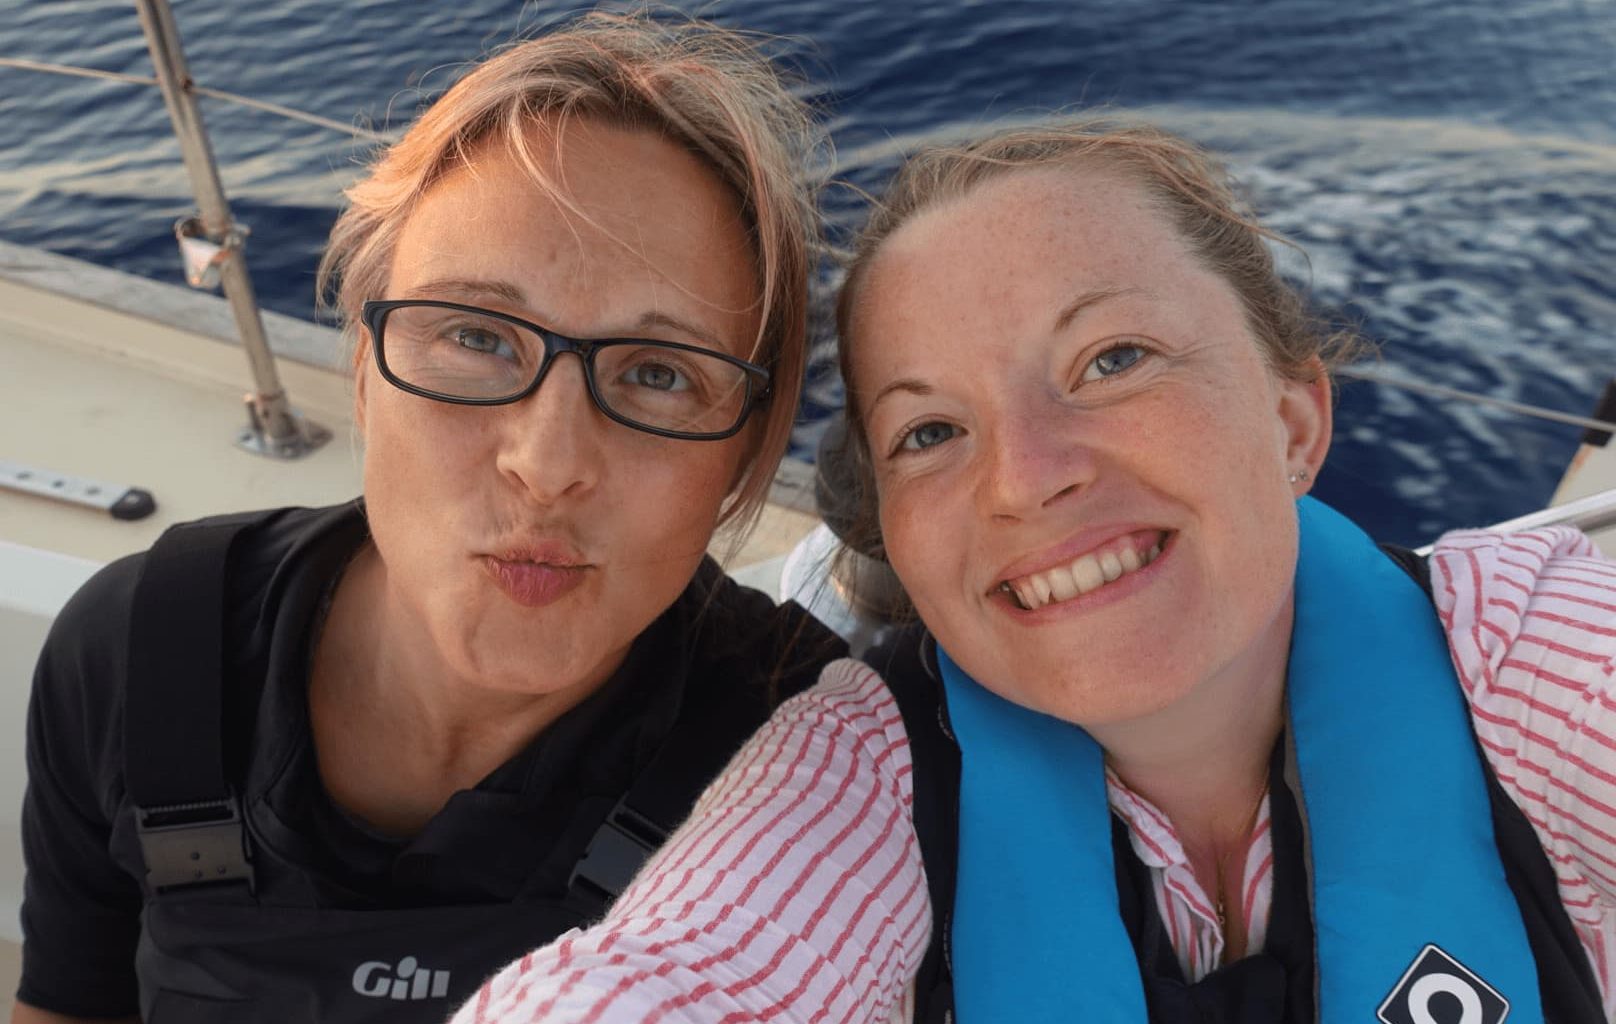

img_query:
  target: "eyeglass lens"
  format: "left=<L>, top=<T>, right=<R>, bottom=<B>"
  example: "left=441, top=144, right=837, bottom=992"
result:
left=379, top=303, right=754, bottom=436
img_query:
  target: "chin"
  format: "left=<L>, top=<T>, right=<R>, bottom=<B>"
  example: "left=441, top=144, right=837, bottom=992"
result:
left=984, top=651, right=1194, bottom=730
left=468, top=644, right=599, bottom=695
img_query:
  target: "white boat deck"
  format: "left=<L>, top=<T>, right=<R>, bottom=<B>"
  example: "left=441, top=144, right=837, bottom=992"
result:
left=1550, top=437, right=1616, bottom=551
left=0, top=244, right=814, bottom=1016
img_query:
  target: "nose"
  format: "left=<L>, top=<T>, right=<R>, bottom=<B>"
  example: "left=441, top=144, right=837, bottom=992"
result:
left=976, top=398, right=1097, bottom=522
left=494, top=353, right=604, bottom=504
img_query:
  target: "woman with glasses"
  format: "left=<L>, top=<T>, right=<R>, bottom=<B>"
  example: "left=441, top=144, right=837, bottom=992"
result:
left=12, top=13, right=839, bottom=1024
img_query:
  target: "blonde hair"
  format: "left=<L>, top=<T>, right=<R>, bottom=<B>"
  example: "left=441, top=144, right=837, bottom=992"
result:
left=830, top=118, right=1364, bottom=565
left=318, top=10, right=823, bottom=531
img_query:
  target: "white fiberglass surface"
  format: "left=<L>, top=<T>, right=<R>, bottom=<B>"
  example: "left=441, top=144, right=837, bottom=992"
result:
left=0, top=541, right=102, bottom=943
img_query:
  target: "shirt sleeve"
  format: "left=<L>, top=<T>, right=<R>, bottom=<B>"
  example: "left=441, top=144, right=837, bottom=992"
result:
left=15, top=558, right=146, bottom=1018
left=1431, top=526, right=1616, bottom=963
left=453, top=658, right=930, bottom=1024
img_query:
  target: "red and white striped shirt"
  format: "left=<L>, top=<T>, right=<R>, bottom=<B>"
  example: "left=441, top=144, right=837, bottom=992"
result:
left=457, top=526, right=1616, bottom=1022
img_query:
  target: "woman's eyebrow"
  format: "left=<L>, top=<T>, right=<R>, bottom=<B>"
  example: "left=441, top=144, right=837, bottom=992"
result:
left=409, top=278, right=528, bottom=305
left=869, top=378, right=935, bottom=416
left=1053, top=286, right=1141, bottom=333
left=633, top=309, right=719, bottom=344
left=402, top=283, right=722, bottom=347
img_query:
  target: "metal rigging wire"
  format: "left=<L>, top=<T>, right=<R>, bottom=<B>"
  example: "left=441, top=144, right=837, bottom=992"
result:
left=0, top=56, right=397, bottom=143
left=1334, top=365, right=1616, bottom=436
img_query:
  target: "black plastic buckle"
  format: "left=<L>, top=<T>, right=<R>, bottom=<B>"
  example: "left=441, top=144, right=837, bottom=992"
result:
left=135, top=793, right=255, bottom=894
left=568, top=802, right=664, bottom=903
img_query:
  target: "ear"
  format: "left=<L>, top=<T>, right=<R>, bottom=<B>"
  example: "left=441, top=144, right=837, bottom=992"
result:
left=1278, top=358, right=1332, bottom=493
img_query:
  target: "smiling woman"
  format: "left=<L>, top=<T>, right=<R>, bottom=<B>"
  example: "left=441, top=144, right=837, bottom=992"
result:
left=848, top=165, right=1329, bottom=731
left=456, top=121, right=1616, bottom=1024
left=9, top=13, right=843, bottom=1024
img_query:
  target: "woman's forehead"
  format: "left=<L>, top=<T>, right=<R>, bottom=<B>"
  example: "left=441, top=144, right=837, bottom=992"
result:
left=387, top=121, right=762, bottom=351
left=910, top=165, right=1167, bottom=257
left=850, top=170, right=1186, bottom=338
left=844, top=168, right=1258, bottom=408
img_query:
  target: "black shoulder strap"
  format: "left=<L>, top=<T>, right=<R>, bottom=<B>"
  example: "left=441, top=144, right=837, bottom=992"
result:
left=868, top=627, right=959, bottom=1023
left=567, top=594, right=840, bottom=905
left=1378, top=542, right=1433, bottom=596
left=566, top=673, right=764, bottom=904
left=125, top=513, right=265, bottom=894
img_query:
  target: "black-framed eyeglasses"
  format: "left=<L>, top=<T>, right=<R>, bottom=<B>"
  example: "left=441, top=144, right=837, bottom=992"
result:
left=361, top=299, right=772, bottom=441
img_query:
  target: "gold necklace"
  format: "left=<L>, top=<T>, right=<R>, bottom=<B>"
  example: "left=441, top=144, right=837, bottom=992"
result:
left=1210, top=784, right=1270, bottom=936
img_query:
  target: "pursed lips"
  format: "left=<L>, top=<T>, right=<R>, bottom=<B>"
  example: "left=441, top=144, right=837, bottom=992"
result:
left=482, top=540, right=593, bottom=607
left=489, top=540, right=590, bottom=568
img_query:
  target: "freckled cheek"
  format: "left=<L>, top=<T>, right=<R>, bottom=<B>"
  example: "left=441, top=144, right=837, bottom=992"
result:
left=631, top=439, right=747, bottom=532
left=1164, top=398, right=1297, bottom=592
left=370, top=402, right=498, bottom=495
left=1134, top=393, right=1263, bottom=483
left=878, top=477, right=975, bottom=609
left=876, top=486, right=920, bottom=577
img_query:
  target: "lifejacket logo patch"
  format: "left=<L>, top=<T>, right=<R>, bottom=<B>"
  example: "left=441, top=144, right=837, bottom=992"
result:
left=1377, top=944, right=1509, bottom=1024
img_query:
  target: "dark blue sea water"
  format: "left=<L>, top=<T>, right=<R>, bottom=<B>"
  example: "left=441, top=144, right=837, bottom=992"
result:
left=4, top=0, right=1616, bottom=546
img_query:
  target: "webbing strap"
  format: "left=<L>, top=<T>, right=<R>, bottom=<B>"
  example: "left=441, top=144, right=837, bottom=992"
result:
left=125, top=518, right=247, bottom=806
left=569, top=646, right=773, bottom=903
left=125, top=516, right=259, bottom=893
left=569, top=689, right=760, bottom=902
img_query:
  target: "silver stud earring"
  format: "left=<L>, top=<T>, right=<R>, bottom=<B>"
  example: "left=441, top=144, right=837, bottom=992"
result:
left=1288, top=468, right=1311, bottom=484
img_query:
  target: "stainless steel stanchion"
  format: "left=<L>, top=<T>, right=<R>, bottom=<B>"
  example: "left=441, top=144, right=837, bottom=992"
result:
left=133, top=0, right=330, bottom=458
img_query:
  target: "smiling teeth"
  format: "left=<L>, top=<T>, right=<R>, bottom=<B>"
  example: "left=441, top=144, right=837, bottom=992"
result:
left=1006, top=538, right=1164, bottom=611
left=1099, top=551, right=1123, bottom=582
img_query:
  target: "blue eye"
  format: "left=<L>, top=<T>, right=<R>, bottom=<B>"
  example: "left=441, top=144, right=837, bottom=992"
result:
left=624, top=360, right=691, bottom=393
left=453, top=326, right=516, bottom=360
left=1081, top=343, right=1146, bottom=383
left=898, top=421, right=957, bottom=453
